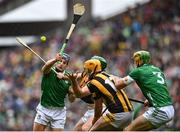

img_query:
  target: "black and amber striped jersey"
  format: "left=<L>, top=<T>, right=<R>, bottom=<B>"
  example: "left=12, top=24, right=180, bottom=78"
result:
left=87, top=72, right=133, bottom=113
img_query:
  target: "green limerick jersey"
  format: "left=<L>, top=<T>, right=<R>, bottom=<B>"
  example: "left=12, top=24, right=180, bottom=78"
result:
left=40, top=70, right=71, bottom=108
left=129, top=64, right=172, bottom=107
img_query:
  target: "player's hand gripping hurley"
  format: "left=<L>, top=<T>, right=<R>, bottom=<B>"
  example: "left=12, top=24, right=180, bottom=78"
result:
left=59, top=3, right=85, bottom=54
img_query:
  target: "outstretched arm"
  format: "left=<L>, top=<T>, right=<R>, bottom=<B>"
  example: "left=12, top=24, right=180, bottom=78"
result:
left=42, top=53, right=62, bottom=74
left=67, top=87, right=76, bottom=103
left=92, top=98, right=103, bottom=125
left=66, top=73, right=91, bottom=98
left=110, top=75, right=134, bottom=90
left=57, top=72, right=82, bottom=80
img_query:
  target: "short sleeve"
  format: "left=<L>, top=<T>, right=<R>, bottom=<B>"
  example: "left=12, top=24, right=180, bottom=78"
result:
left=129, top=68, right=140, bottom=81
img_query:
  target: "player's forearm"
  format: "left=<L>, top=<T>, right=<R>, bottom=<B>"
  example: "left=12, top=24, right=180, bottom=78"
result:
left=71, top=79, right=84, bottom=98
left=92, top=112, right=101, bottom=125
left=116, top=76, right=134, bottom=89
left=93, top=99, right=102, bottom=125
left=111, top=75, right=128, bottom=90
left=42, top=58, right=57, bottom=74
left=68, top=89, right=76, bottom=103
left=115, top=79, right=127, bottom=89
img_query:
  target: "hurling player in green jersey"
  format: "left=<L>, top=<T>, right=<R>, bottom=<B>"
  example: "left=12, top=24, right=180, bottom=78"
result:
left=33, top=53, right=75, bottom=131
left=114, top=50, right=174, bottom=131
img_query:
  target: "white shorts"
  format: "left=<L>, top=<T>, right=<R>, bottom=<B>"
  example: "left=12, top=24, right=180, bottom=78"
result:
left=143, top=105, right=174, bottom=127
left=103, top=110, right=134, bottom=129
left=81, top=104, right=107, bottom=123
left=81, top=107, right=94, bottom=123
left=34, top=104, right=66, bottom=129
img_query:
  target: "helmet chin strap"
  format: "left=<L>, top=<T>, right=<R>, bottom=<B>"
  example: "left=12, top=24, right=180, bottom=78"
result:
left=80, top=74, right=89, bottom=87
left=93, top=65, right=98, bottom=74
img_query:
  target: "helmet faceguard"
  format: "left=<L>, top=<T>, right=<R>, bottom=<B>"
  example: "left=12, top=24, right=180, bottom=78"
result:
left=133, top=50, right=151, bottom=67
left=80, top=73, right=89, bottom=87
left=83, top=59, right=102, bottom=78
left=62, top=53, right=70, bottom=64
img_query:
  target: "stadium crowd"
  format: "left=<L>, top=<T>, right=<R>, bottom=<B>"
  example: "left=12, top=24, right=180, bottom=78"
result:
left=0, top=0, right=179, bottom=130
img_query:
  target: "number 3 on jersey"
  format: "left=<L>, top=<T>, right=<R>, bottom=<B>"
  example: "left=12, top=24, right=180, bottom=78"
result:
left=152, top=72, right=165, bottom=84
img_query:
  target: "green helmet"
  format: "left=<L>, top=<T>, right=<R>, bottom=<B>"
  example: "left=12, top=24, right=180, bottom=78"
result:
left=133, top=50, right=151, bottom=66
left=91, top=55, right=107, bottom=70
